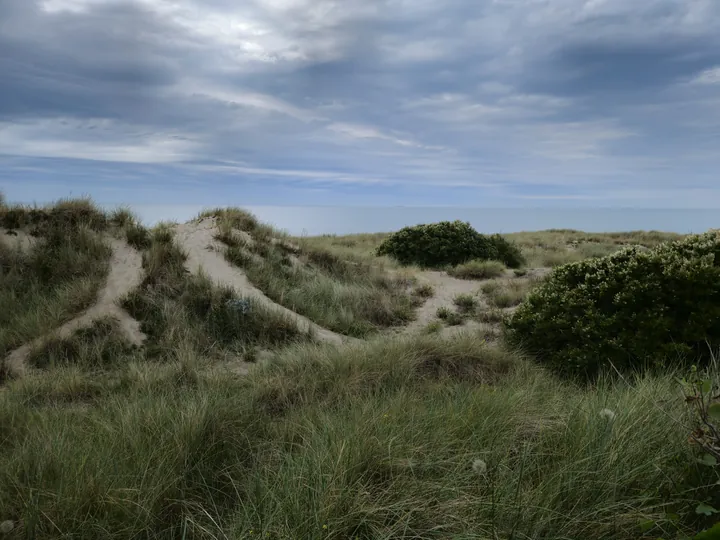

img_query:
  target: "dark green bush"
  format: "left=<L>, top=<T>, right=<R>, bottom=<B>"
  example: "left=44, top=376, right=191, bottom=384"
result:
left=489, top=233, right=525, bottom=269
left=376, top=220, right=524, bottom=268
left=505, top=231, right=720, bottom=380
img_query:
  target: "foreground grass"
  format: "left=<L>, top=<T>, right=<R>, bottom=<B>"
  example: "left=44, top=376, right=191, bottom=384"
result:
left=0, top=334, right=716, bottom=539
left=238, top=342, right=714, bottom=540
left=209, top=209, right=419, bottom=338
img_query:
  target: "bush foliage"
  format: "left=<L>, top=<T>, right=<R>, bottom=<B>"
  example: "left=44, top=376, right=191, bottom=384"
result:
left=376, top=220, right=524, bottom=268
left=505, top=231, right=720, bottom=379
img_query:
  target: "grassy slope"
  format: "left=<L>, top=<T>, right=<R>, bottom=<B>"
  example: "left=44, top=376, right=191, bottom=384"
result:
left=208, top=209, right=420, bottom=338
left=0, top=199, right=114, bottom=364
left=0, top=198, right=716, bottom=539
left=121, top=224, right=314, bottom=363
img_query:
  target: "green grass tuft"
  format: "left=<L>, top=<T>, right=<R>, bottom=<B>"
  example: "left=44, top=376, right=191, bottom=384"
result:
left=413, top=282, right=435, bottom=298
left=453, top=292, right=479, bottom=312
left=449, top=259, right=507, bottom=280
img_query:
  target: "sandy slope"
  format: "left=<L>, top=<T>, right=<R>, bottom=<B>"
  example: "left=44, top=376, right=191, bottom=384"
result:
left=0, top=228, right=36, bottom=253
left=174, top=219, right=350, bottom=346
left=402, top=271, right=487, bottom=334
left=4, top=238, right=145, bottom=377
left=3, top=219, right=534, bottom=378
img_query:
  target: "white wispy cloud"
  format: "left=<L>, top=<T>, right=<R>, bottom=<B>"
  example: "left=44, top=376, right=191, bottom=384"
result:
left=0, top=119, right=200, bottom=163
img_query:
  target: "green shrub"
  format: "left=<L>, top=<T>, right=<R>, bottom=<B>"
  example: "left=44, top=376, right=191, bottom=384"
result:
left=505, top=231, right=720, bottom=379
left=489, top=233, right=525, bottom=269
left=376, top=221, right=524, bottom=268
left=449, top=260, right=506, bottom=280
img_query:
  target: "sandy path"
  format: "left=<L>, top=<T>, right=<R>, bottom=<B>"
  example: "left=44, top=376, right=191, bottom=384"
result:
left=174, top=219, right=349, bottom=346
left=4, top=238, right=145, bottom=377
left=402, top=271, right=488, bottom=335
left=0, top=228, right=36, bottom=253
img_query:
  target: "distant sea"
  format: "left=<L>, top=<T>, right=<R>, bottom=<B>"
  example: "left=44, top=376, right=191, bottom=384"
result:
left=130, top=205, right=719, bottom=237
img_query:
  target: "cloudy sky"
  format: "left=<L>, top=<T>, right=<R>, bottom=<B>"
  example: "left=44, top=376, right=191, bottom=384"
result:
left=1, top=0, right=720, bottom=214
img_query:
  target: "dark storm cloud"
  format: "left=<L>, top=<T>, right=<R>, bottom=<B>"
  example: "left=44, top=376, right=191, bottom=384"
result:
left=0, top=0, right=187, bottom=122
left=529, top=39, right=720, bottom=100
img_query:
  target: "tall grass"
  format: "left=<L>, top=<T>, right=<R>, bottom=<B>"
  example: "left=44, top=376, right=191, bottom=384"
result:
left=229, top=336, right=713, bottom=539
left=0, top=279, right=714, bottom=540
left=0, top=371, right=265, bottom=539
left=0, top=198, right=109, bottom=232
left=26, top=318, right=141, bottom=371
left=481, top=277, right=540, bottom=308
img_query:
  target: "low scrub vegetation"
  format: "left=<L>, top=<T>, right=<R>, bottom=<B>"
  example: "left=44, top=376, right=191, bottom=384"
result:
left=437, top=306, right=465, bottom=325
left=1, top=197, right=109, bottom=233
left=481, top=278, right=538, bottom=309
left=506, top=231, right=720, bottom=379
left=27, top=318, right=140, bottom=371
left=508, top=229, right=684, bottom=268
left=376, top=220, right=524, bottom=268
left=413, top=282, right=435, bottom=298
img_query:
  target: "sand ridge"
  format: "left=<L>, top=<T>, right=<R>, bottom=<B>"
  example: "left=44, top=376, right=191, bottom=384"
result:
left=173, top=218, right=352, bottom=346
left=3, top=219, right=523, bottom=378
left=4, top=237, right=146, bottom=377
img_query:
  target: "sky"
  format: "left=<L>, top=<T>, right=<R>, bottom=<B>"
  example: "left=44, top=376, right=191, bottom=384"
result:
left=1, top=0, right=720, bottom=226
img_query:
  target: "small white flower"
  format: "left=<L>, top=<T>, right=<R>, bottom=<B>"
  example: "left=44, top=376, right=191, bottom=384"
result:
left=0, top=520, right=14, bottom=534
left=599, top=408, right=616, bottom=421
left=472, top=459, right=488, bottom=476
